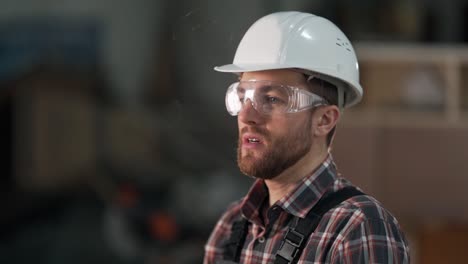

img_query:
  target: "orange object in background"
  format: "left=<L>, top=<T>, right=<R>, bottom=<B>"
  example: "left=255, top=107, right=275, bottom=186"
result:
left=418, top=223, right=468, bottom=264
left=148, top=212, right=179, bottom=242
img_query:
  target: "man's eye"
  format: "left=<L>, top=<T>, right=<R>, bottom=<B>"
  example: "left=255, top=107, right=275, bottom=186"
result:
left=266, top=96, right=284, bottom=104
left=268, top=97, right=278, bottom=103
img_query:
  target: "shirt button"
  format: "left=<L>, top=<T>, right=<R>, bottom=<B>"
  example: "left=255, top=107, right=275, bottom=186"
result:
left=258, top=236, right=265, bottom=243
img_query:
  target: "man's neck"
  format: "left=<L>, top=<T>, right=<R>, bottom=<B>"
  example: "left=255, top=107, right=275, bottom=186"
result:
left=264, top=147, right=329, bottom=207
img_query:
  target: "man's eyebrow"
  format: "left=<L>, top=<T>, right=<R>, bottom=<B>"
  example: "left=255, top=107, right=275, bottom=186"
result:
left=259, top=85, right=273, bottom=92
left=252, top=83, right=274, bottom=92
left=238, top=81, right=277, bottom=91
left=241, top=86, right=274, bottom=94
left=259, top=84, right=284, bottom=95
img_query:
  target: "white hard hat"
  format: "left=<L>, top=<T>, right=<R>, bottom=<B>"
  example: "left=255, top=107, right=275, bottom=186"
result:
left=215, top=11, right=363, bottom=108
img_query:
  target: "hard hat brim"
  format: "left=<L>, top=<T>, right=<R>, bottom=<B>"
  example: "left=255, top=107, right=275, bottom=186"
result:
left=214, top=63, right=289, bottom=73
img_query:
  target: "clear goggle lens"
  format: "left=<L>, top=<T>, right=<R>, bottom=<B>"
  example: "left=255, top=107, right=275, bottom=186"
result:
left=225, top=80, right=328, bottom=116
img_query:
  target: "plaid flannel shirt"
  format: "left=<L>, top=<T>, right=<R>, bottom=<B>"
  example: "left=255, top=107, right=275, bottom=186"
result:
left=204, top=155, right=410, bottom=263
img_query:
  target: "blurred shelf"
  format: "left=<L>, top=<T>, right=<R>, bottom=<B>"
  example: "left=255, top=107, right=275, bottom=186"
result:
left=345, top=43, right=468, bottom=129
left=355, top=42, right=468, bottom=62
left=340, top=109, right=468, bottom=128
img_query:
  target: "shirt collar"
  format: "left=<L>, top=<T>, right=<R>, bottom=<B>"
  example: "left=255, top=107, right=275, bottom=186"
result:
left=240, top=154, right=339, bottom=221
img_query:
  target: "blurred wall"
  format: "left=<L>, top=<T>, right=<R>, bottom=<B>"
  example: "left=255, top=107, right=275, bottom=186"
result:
left=0, top=0, right=162, bottom=104
left=1, top=1, right=468, bottom=263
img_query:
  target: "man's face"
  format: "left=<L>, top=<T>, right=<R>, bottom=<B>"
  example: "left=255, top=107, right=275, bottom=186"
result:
left=236, top=70, right=315, bottom=179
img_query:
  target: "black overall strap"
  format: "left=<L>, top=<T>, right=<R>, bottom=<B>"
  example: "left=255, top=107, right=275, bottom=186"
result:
left=274, top=187, right=364, bottom=264
left=223, top=218, right=249, bottom=263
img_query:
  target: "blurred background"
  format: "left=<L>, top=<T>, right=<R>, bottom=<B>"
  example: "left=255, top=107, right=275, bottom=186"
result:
left=1, top=0, right=468, bottom=263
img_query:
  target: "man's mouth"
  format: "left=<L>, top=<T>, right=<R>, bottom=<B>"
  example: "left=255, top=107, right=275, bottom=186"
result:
left=242, top=133, right=265, bottom=148
left=247, top=138, right=260, bottom=143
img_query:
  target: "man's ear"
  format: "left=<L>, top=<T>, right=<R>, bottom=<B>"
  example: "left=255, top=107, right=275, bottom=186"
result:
left=313, top=105, right=340, bottom=137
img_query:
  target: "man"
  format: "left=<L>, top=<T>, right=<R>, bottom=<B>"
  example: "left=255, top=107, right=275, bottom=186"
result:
left=204, top=11, right=409, bottom=263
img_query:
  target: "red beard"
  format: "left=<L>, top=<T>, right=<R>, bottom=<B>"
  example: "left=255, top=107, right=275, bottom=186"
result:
left=237, top=118, right=312, bottom=179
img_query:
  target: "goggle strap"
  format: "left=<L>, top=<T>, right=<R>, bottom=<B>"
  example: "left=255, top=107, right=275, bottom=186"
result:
left=337, top=85, right=345, bottom=110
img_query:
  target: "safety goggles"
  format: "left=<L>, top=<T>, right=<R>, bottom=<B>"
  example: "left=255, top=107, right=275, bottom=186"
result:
left=225, top=80, right=329, bottom=116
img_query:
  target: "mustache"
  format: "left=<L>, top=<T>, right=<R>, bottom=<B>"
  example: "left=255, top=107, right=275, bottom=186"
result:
left=240, top=126, right=269, bottom=138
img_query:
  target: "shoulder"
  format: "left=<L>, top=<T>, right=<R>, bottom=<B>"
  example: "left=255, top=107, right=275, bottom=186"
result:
left=313, top=192, right=410, bottom=262
left=321, top=192, right=405, bottom=237
left=313, top=178, right=404, bottom=232
left=341, top=193, right=399, bottom=223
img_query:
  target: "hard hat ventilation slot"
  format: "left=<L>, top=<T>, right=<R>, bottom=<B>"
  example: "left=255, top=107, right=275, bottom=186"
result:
left=336, top=38, right=352, bottom=52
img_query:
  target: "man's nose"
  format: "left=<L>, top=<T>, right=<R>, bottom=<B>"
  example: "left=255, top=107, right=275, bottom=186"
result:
left=238, top=99, right=263, bottom=124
